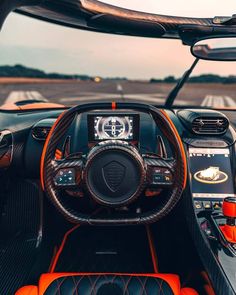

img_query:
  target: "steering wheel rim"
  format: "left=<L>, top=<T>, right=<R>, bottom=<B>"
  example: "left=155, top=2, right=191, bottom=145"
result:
left=41, top=102, right=187, bottom=225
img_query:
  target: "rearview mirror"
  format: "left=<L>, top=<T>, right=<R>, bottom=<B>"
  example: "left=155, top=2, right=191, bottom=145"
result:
left=191, top=37, right=236, bottom=61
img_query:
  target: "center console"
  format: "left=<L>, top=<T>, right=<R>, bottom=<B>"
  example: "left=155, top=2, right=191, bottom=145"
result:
left=186, top=139, right=236, bottom=291
left=177, top=108, right=236, bottom=293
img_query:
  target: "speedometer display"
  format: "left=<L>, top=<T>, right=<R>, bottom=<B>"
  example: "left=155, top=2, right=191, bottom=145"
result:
left=87, top=114, right=139, bottom=142
left=94, top=116, right=133, bottom=140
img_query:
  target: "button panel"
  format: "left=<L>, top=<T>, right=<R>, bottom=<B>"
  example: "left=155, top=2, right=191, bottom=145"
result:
left=54, top=168, right=76, bottom=186
left=152, top=167, right=173, bottom=185
left=194, top=200, right=223, bottom=211
left=203, top=201, right=212, bottom=210
left=194, top=201, right=203, bottom=210
left=212, top=201, right=223, bottom=210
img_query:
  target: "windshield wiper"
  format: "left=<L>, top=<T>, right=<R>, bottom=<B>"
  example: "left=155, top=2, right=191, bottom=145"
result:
left=165, top=58, right=199, bottom=108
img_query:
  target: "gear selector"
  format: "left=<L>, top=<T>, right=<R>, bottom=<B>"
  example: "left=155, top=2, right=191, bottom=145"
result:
left=220, top=197, right=236, bottom=244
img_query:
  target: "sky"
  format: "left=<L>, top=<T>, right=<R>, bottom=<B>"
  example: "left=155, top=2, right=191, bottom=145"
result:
left=0, top=0, right=236, bottom=79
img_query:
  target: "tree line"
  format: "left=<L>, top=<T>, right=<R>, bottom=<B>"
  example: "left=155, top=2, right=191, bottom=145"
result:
left=150, top=74, right=236, bottom=84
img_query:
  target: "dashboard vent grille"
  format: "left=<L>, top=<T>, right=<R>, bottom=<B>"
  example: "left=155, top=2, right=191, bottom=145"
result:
left=32, top=127, right=51, bottom=140
left=192, top=117, right=229, bottom=135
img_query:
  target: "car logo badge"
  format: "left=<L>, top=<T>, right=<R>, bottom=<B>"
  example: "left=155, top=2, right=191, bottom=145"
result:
left=102, top=161, right=126, bottom=192
left=194, top=166, right=228, bottom=184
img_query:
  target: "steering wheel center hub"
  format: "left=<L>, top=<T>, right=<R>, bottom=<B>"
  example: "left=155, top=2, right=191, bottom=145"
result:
left=84, top=141, right=145, bottom=206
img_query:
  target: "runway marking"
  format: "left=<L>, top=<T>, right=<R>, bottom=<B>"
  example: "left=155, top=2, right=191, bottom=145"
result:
left=201, top=95, right=236, bottom=107
left=223, top=96, right=236, bottom=107
left=116, top=83, right=123, bottom=92
left=59, top=92, right=187, bottom=105
left=5, top=91, right=47, bottom=104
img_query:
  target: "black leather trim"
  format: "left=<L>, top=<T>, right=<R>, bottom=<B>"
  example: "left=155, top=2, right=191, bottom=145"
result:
left=44, top=274, right=175, bottom=295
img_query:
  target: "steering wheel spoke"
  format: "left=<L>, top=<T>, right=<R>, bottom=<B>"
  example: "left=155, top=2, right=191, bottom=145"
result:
left=53, top=157, right=83, bottom=188
left=144, top=156, right=176, bottom=187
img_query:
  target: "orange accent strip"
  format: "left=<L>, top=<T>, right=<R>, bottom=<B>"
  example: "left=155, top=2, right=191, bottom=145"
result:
left=40, top=111, right=66, bottom=190
left=146, top=226, right=159, bottom=273
left=15, top=285, right=38, bottom=295
left=49, top=224, right=80, bottom=273
left=111, top=101, right=116, bottom=110
left=39, top=273, right=181, bottom=295
left=180, top=288, right=199, bottom=295
left=0, top=102, right=65, bottom=111
left=203, top=285, right=216, bottom=295
left=145, top=189, right=161, bottom=198
left=48, top=246, right=58, bottom=273
left=160, top=110, right=187, bottom=189
left=55, top=149, right=62, bottom=160
left=201, top=271, right=216, bottom=295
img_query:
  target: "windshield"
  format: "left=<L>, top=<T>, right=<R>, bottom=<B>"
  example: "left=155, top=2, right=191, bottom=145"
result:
left=0, top=6, right=236, bottom=109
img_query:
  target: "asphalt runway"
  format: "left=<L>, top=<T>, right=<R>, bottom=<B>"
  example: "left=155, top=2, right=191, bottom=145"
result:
left=0, top=80, right=236, bottom=107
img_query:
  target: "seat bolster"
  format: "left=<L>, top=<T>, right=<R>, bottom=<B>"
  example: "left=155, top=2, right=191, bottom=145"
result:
left=39, top=273, right=79, bottom=295
left=38, top=273, right=181, bottom=295
left=180, top=287, right=199, bottom=295
left=15, top=285, right=38, bottom=295
left=16, top=273, right=197, bottom=295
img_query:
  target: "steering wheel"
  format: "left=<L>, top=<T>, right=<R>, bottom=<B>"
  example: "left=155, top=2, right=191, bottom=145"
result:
left=41, top=103, right=187, bottom=225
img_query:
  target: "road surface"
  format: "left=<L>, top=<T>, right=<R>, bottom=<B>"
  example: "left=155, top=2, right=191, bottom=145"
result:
left=0, top=80, right=235, bottom=107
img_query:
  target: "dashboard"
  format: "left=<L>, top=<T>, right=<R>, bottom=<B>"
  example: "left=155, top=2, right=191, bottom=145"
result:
left=0, top=107, right=235, bottom=212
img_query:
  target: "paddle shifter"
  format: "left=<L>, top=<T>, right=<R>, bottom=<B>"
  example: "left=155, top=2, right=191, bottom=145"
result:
left=220, top=197, right=236, bottom=244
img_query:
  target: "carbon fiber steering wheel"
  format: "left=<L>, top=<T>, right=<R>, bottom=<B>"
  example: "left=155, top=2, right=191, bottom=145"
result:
left=41, top=103, right=187, bottom=225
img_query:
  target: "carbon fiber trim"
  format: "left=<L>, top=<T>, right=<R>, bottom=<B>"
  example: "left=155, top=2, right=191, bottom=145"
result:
left=14, top=0, right=219, bottom=41
left=42, top=103, right=186, bottom=225
left=82, top=0, right=212, bottom=27
left=144, top=157, right=176, bottom=168
left=0, top=179, right=41, bottom=294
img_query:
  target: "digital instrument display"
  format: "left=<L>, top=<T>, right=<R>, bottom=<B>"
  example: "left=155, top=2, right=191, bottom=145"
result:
left=189, top=148, right=235, bottom=199
left=88, top=114, right=139, bottom=141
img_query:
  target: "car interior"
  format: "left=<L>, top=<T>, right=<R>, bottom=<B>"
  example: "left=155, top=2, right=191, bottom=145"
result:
left=0, top=1, right=236, bottom=295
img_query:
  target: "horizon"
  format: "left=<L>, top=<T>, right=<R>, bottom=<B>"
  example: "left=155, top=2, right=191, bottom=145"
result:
left=1, top=63, right=236, bottom=82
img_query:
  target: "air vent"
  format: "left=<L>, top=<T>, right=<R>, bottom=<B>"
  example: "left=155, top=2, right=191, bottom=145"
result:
left=192, top=117, right=229, bottom=135
left=32, top=126, right=51, bottom=140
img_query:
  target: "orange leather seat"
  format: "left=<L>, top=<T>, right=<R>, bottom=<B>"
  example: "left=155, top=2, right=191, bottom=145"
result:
left=16, top=273, right=198, bottom=295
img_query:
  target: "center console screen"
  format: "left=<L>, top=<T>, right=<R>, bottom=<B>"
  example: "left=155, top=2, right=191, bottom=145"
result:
left=189, top=147, right=235, bottom=199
